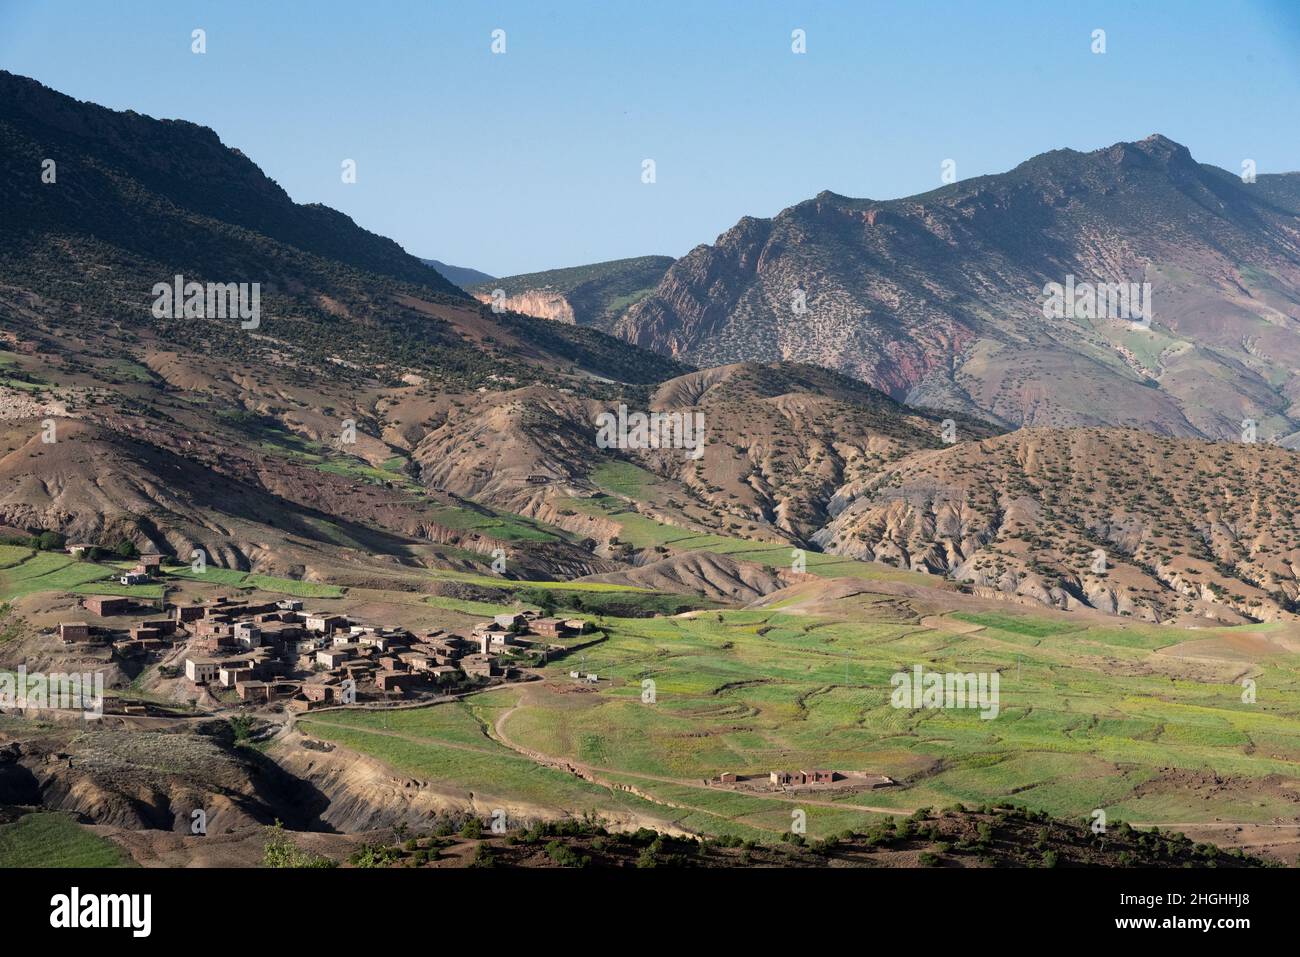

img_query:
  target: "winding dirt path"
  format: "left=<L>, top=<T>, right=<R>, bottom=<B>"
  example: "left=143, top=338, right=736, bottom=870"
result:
left=489, top=684, right=916, bottom=816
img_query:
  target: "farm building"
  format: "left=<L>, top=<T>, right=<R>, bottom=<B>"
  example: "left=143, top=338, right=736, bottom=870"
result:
left=58, top=622, right=90, bottom=643
left=82, top=595, right=131, bottom=616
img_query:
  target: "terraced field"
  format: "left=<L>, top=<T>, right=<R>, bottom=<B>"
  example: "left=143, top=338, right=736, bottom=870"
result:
left=0, top=549, right=129, bottom=601
left=165, top=566, right=345, bottom=598
left=306, top=597, right=1300, bottom=841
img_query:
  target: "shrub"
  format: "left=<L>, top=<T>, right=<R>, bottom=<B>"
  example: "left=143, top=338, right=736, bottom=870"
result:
left=263, top=822, right=336, bottom=868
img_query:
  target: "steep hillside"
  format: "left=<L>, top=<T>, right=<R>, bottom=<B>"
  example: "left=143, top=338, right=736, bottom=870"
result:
left=631, top=363, right=997, bottom=541
left=403, top=362, right=996, bottom=547
left=0, top=70, right=686, bottom=392
left=0, top=71, right=690, bottom=585
left=815, top=427, right=1300, bottom=623
left=616, top=135, right=1300, bottom=441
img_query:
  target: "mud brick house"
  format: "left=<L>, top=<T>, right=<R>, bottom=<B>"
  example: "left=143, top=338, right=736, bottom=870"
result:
left=195, top=619, right=233, bottom=638
left=138, top=553, right=164, bottom=571
left=235, top=680, right=270, bottom=702
left=129, top=625, right=163, bottom=642
left=375, top=672, right=420, bottom=694
left=300, top=681, right=338, bottom=703
left=341, top=659, right=375, bottom=680
left=316, top=647, right=351, bottom=669
left=462, top=654, right=501, bottom=678
left=58, top=622, right=90, bottom=643
left=281, top=635, right=323, bottom=657
left=305, top=612, right=348, bottom=634
left=174, top=603, right=205, bottom=623
left=530, top=617, right=571, bottom=639
left=400, top=653, right=435, bottom=672
left=426, top=635, right=469, bottom=659
left=194, top=633, right=236, bottom=653
left=83, top=595, right=131, bottom=616
left=357, top=631, right=407, bottom=653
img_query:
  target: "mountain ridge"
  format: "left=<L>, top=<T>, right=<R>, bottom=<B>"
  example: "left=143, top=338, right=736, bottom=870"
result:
left=612, top=134, right=1300, bottom=442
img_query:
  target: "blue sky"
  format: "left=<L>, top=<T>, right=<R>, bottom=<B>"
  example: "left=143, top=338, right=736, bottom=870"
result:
left=3, top=0, right=1298, bottom=276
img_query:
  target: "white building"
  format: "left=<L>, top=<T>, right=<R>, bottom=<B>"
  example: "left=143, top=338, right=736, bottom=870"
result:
left=185, top=658, right=220, bottom=684
left=234, top=621, right=262, bottom=648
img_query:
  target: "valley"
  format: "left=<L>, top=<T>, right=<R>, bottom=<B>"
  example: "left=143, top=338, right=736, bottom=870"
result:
left=1, top=68, right=1298, bottom=871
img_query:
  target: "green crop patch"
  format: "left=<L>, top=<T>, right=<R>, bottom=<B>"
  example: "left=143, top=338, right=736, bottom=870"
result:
left=0, top=812, right=132, bottom=868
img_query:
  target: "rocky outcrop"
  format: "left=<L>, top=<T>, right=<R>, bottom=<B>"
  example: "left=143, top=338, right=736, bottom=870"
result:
left=473, top=289, right=575, bottom=324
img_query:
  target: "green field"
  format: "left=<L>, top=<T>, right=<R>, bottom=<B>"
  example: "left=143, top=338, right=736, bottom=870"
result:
left=307, top=598, right=1300, bottom=839
left=0, top=813, right=132, bottom=867
left=176, top=466, right=1300, bottom=843
left=297, top=703, right=712, bottom=831
left=166, top=566, right=345, bottom=598
left=0, top=551, right=122, bottom=601
left=297, top=483, right=1300, bottom=838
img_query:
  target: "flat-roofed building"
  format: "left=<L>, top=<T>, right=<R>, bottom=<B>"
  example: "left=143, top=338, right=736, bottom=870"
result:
left=185, top=658, right=220, bottom=685
left=58, top=622, right=90, bottom=643
left=83, top=595, right=131, bottom=616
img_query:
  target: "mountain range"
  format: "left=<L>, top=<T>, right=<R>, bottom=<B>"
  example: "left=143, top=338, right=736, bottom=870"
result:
left=3, top=69, right=1300, bottom=625
left=500, top=136, right=1300, bottom=442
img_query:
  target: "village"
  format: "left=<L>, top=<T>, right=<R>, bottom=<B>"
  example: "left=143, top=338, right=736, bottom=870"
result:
left=51, top=553, right=598, bottom=714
